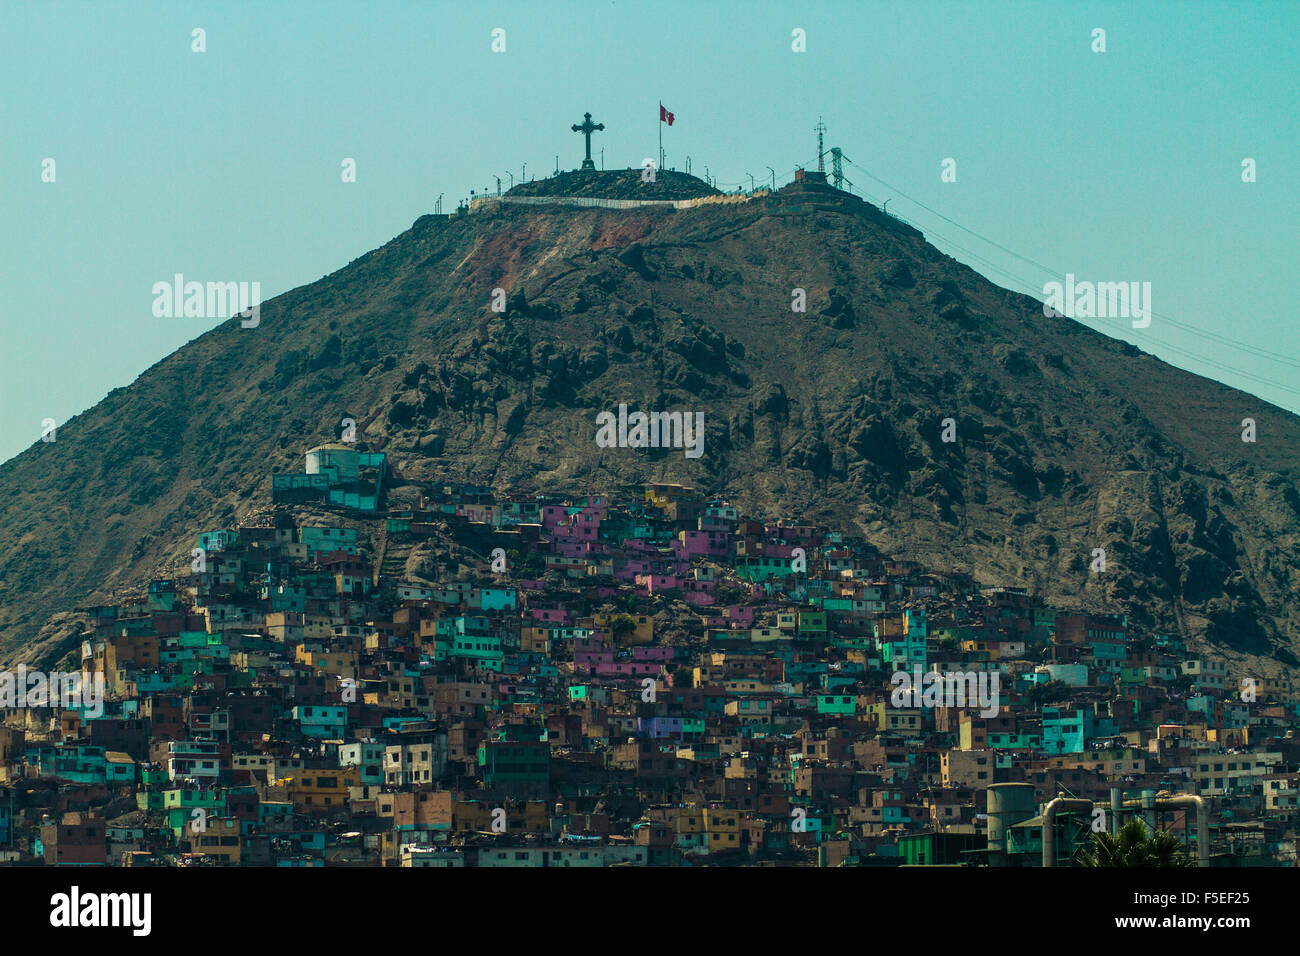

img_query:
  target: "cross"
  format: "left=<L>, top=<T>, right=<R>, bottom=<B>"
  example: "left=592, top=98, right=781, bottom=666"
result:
left=571, top=112, right=605, bottom=170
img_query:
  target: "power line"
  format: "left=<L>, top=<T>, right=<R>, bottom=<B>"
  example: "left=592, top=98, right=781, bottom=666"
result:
left=844, top=155, right=1300, bottom=374
left=919, top=221, right=1300, bottom=394
left=914, top=221, right=1300, bottom=397
left=689, top=150, right=1296, bottom=397
left=707, top=161, right=814, bottom=192
left=844, top=156, right=1300, bottom=396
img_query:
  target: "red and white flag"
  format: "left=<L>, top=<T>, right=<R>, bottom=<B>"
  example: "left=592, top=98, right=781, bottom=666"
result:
left=660, top=103, right=675, bottom=126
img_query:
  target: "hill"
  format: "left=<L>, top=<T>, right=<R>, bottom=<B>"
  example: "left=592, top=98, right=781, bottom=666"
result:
left=505, top=168, right=721, bottom=201
left=2, top=176, right=1297, bottom=669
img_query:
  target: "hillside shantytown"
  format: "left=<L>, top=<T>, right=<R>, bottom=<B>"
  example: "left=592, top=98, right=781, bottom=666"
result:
left=0, top=442, right=1295, bottom=868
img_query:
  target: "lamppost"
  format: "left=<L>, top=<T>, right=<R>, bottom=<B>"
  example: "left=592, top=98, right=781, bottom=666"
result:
left=747, top=173, right=755, bottom=192
left=766, top=166, right=775, bottom=190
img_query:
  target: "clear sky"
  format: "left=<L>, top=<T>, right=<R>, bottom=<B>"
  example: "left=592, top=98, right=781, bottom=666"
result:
left=2, top=0, right=1296, bottom=466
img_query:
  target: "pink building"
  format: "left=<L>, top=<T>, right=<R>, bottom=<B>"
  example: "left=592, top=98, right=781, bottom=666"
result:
left=594, top=661, right=661, bottom=677
left=528, top=607, right=572, bottom=624
left=575, top=636, right=615, bottom=671
left=677, top=529, right=730, bottom=558
left=634, top=573, right=679, bottom=595
left=615, top=559, right=652, bottom=581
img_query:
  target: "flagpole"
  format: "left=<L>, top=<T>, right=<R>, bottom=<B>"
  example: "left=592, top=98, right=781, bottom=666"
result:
left=658, top=102, right=663, bottom=172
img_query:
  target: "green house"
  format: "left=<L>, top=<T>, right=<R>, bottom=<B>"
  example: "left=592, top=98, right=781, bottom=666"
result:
left=817, top=694, right=857, bottom=716
left=899, top=831, right=987, bottom=866
left=161, top=788, right=227, bottom=840
left=798, top=610, right=828, bottom=634
left=734, top=556, right=797, bottom=582
left=478, top=740, right=550, bottom=786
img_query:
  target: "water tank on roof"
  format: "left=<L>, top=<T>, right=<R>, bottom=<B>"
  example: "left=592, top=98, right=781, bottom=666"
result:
left=987, top=783, right=1037, bottom=867
left=305, top=444, right=360, bottom=482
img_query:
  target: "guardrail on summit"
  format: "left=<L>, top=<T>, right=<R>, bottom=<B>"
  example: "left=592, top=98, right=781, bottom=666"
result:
left=469, top=190, right=770, bottom=213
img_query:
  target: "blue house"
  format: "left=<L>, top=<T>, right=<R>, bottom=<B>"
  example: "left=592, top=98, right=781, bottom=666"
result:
left=291, top=704, right=348, bottom=739
left=1042, top=707, right=1095, bottom=754
left=196, top=529, right=240, bottom=553
left=272, top=444, right=387, bottom=513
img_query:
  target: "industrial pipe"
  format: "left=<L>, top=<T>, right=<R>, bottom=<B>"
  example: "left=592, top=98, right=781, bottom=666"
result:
left=1153, top=795, right=1208, bottom=868
left=1041, top=797, right=1092, bottom=868
left=1042, top=794, right=1208, bottom=867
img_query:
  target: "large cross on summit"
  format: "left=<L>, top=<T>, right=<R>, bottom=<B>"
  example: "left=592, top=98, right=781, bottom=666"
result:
left=571, top=112, right=604, bottom=170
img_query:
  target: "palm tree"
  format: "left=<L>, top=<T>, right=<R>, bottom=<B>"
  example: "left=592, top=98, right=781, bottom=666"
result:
left=1076, top=819, right=1192, bottom=867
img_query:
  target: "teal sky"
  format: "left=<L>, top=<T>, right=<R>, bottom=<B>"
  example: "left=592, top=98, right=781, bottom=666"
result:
left=2, top=0, right=1297, bottom=466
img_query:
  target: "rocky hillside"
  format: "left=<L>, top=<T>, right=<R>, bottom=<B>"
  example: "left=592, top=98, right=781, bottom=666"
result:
left=507, top=168, right=721, bottom=201
left=2, top=175, right=1297, bottom=669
